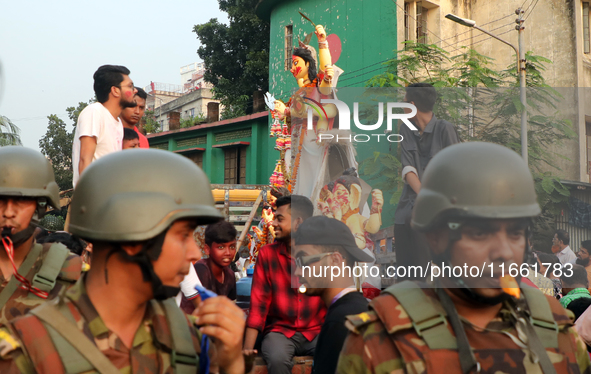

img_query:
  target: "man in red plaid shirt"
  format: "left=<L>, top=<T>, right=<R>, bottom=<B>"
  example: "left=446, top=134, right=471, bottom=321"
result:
left=244, top=195, right=326, bottom=374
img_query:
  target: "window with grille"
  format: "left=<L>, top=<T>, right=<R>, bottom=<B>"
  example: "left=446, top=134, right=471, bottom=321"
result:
left=224, top=147, right=247, bottom=184
left=586, top=121, right=591, bottom=181
left=404, top=0, right=431, bottom=45
left=584, top=2, right=590, bottom=54
left=186, top=152, right=203, bottom=169
left=285, top=25, right=293, bottom=71
left=404, top=2, right=411, bottom=45
left=416, top=1, right=428, bottom=44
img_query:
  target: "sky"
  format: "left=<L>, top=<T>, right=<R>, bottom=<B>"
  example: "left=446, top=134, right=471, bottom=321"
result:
left=0, top=0, right=227, bottom=151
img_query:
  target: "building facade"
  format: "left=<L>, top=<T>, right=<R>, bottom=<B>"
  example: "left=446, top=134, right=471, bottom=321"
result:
left=151, top=88, right=218, bottom=132
left=257, top=0, right=397, bottom=98
left=394, top=0, right=591, bottom=183
left=147, top=112, right=277, bottom=185
left=392, top=0, right=591, bottom=250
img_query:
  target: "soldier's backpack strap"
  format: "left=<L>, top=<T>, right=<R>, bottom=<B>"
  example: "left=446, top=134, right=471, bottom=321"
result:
left=382, top=281, right=457, bottom=350
left=31, top=243, right=69, bottom=293
left=521, top=286, right=559, bottom=349
left=0, top=243, right=43, bottom=310
left=160, top=298, right=199, bottom=374
left=30, top=301, right=120, bottom=374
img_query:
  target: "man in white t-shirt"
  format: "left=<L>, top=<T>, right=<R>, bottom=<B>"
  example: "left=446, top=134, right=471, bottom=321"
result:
left=72, top=65, right=138, bottom=187
left=552, top=229, right=577, bottom=265
left=176, top=264, right=203, bottom=310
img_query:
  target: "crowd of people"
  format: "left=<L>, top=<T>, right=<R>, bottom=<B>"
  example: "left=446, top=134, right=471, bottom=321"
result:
left=1, top=63, right=591, bottom=374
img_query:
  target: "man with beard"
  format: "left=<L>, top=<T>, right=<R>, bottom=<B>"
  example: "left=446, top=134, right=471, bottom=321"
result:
left=120, top=87, right=150, bottom=148
left=72, top=65, right=137, bottom=187
left=294, top=216, right=371, bottom=374
left=576, top=240, right=591, bottom=290
left=244, top=195, right=326, bottom=374
left=337, top=142, right=591, bottom=374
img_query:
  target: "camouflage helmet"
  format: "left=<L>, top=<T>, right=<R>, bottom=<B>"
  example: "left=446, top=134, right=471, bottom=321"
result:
left=411, top=142, right=541, bottom=231
left=68, top=149, right=222, bottom=242
left=0, top=146, right=60, bottom=211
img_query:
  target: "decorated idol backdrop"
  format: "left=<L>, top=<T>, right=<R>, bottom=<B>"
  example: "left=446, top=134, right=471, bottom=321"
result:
left=261, top=11, right=391, bottom=292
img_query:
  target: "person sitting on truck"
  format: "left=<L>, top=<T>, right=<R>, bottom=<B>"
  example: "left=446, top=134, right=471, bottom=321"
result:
left=195, top=220, right=238, bottom=300
left=244, top=195, right=326, bottom=374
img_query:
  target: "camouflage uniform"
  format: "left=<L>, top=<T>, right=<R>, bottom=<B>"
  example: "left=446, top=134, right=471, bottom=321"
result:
left=0, top=242, right=81, bottom=324
left=0, top=146, right=82, bottom=324
left=0, top=273, right=217, bottom=374
left=337, top=286, right=591, bottom=374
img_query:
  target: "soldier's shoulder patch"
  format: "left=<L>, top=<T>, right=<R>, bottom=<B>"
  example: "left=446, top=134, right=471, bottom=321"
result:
left=344, top=311, right=379, bottom=333
left=0, top=327, right=21, bottom=358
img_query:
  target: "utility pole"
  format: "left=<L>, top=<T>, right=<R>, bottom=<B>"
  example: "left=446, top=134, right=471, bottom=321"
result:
left=445, top=11, right=528, bottom=165
left=516, top=8, right=527, bottom=165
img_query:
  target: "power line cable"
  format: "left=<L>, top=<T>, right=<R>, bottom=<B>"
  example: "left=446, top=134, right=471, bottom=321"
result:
left=470, top=28, right=515, bottom=49
left=524, top=0, right=540, bottom=20
left=520, top=0, right=533, bottom=13
left=446, top=21, right=514, bottom=50
left=392, top=0, right=459, bottom=53
left=439, top=13, right=515, bottom=43
left=339, top=66, right=389, bottom=82
left=339, top=59, right=391, bottom=80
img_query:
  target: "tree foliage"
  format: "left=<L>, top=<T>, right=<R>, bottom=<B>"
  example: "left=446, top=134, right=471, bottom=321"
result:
left=0, top=115, right=22, bottom=146
left=194, top=0, right=269, bottom=119
left=142, top=110, right=161, bottom=134
left=360, top=42, right=574, bottom=250
left=180, top=112, right=207, bottom=129
left=39, top=100, right=91, bottom=192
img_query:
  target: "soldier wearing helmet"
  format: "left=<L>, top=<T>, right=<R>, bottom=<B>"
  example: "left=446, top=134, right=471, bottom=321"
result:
left=0, top=146, right=82, bottom=324
left=337, top=142, right=591, bottom=374
left=0, top=149, right=245, bottom=374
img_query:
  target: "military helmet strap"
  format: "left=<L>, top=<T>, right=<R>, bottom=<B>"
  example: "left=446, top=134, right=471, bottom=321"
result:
left=30, top=297, right=200, bottom=374
left=385, top=282, right=559, bottom=374
left=434, top=287, right=480, bottom=374
left=109, top=228, right=180, bottom=301
left=384, top=281, right=456, bottom=350
left=157, top=298, right=199, bottom=373
left=30, top=301, right=120, bottom=374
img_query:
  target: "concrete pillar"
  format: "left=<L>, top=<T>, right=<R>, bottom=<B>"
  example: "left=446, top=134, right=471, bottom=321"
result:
left=207, top=102, right=220, bottom=122
left=168, top=111, right=181, bottom=131
left=253, top=91, right=265, bottom=112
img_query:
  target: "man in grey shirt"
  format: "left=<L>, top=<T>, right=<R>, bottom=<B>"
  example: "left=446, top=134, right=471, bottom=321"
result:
left=394, top=83, right=460, bottom=280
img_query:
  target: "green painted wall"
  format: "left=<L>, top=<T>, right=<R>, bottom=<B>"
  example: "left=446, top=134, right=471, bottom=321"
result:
left=262, top=0, right=399, bottom=226
left=265, top=0, right=397, bottom=98
left=148, top=114, right=277, bottom=186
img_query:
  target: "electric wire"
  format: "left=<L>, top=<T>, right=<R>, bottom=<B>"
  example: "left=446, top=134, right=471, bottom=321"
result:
left=438, top=13, right=515, bottom=44
left=524, top=0, right=540, bottom=20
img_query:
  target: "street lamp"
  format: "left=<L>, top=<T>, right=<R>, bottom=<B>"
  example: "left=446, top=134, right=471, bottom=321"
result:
left=445, top=11, right=528, bottom=165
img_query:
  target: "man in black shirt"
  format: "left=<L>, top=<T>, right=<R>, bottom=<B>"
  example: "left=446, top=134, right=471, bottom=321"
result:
left=294, top=216, right=372, bottom=374
left=394, top=83, right=460, bottom=280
